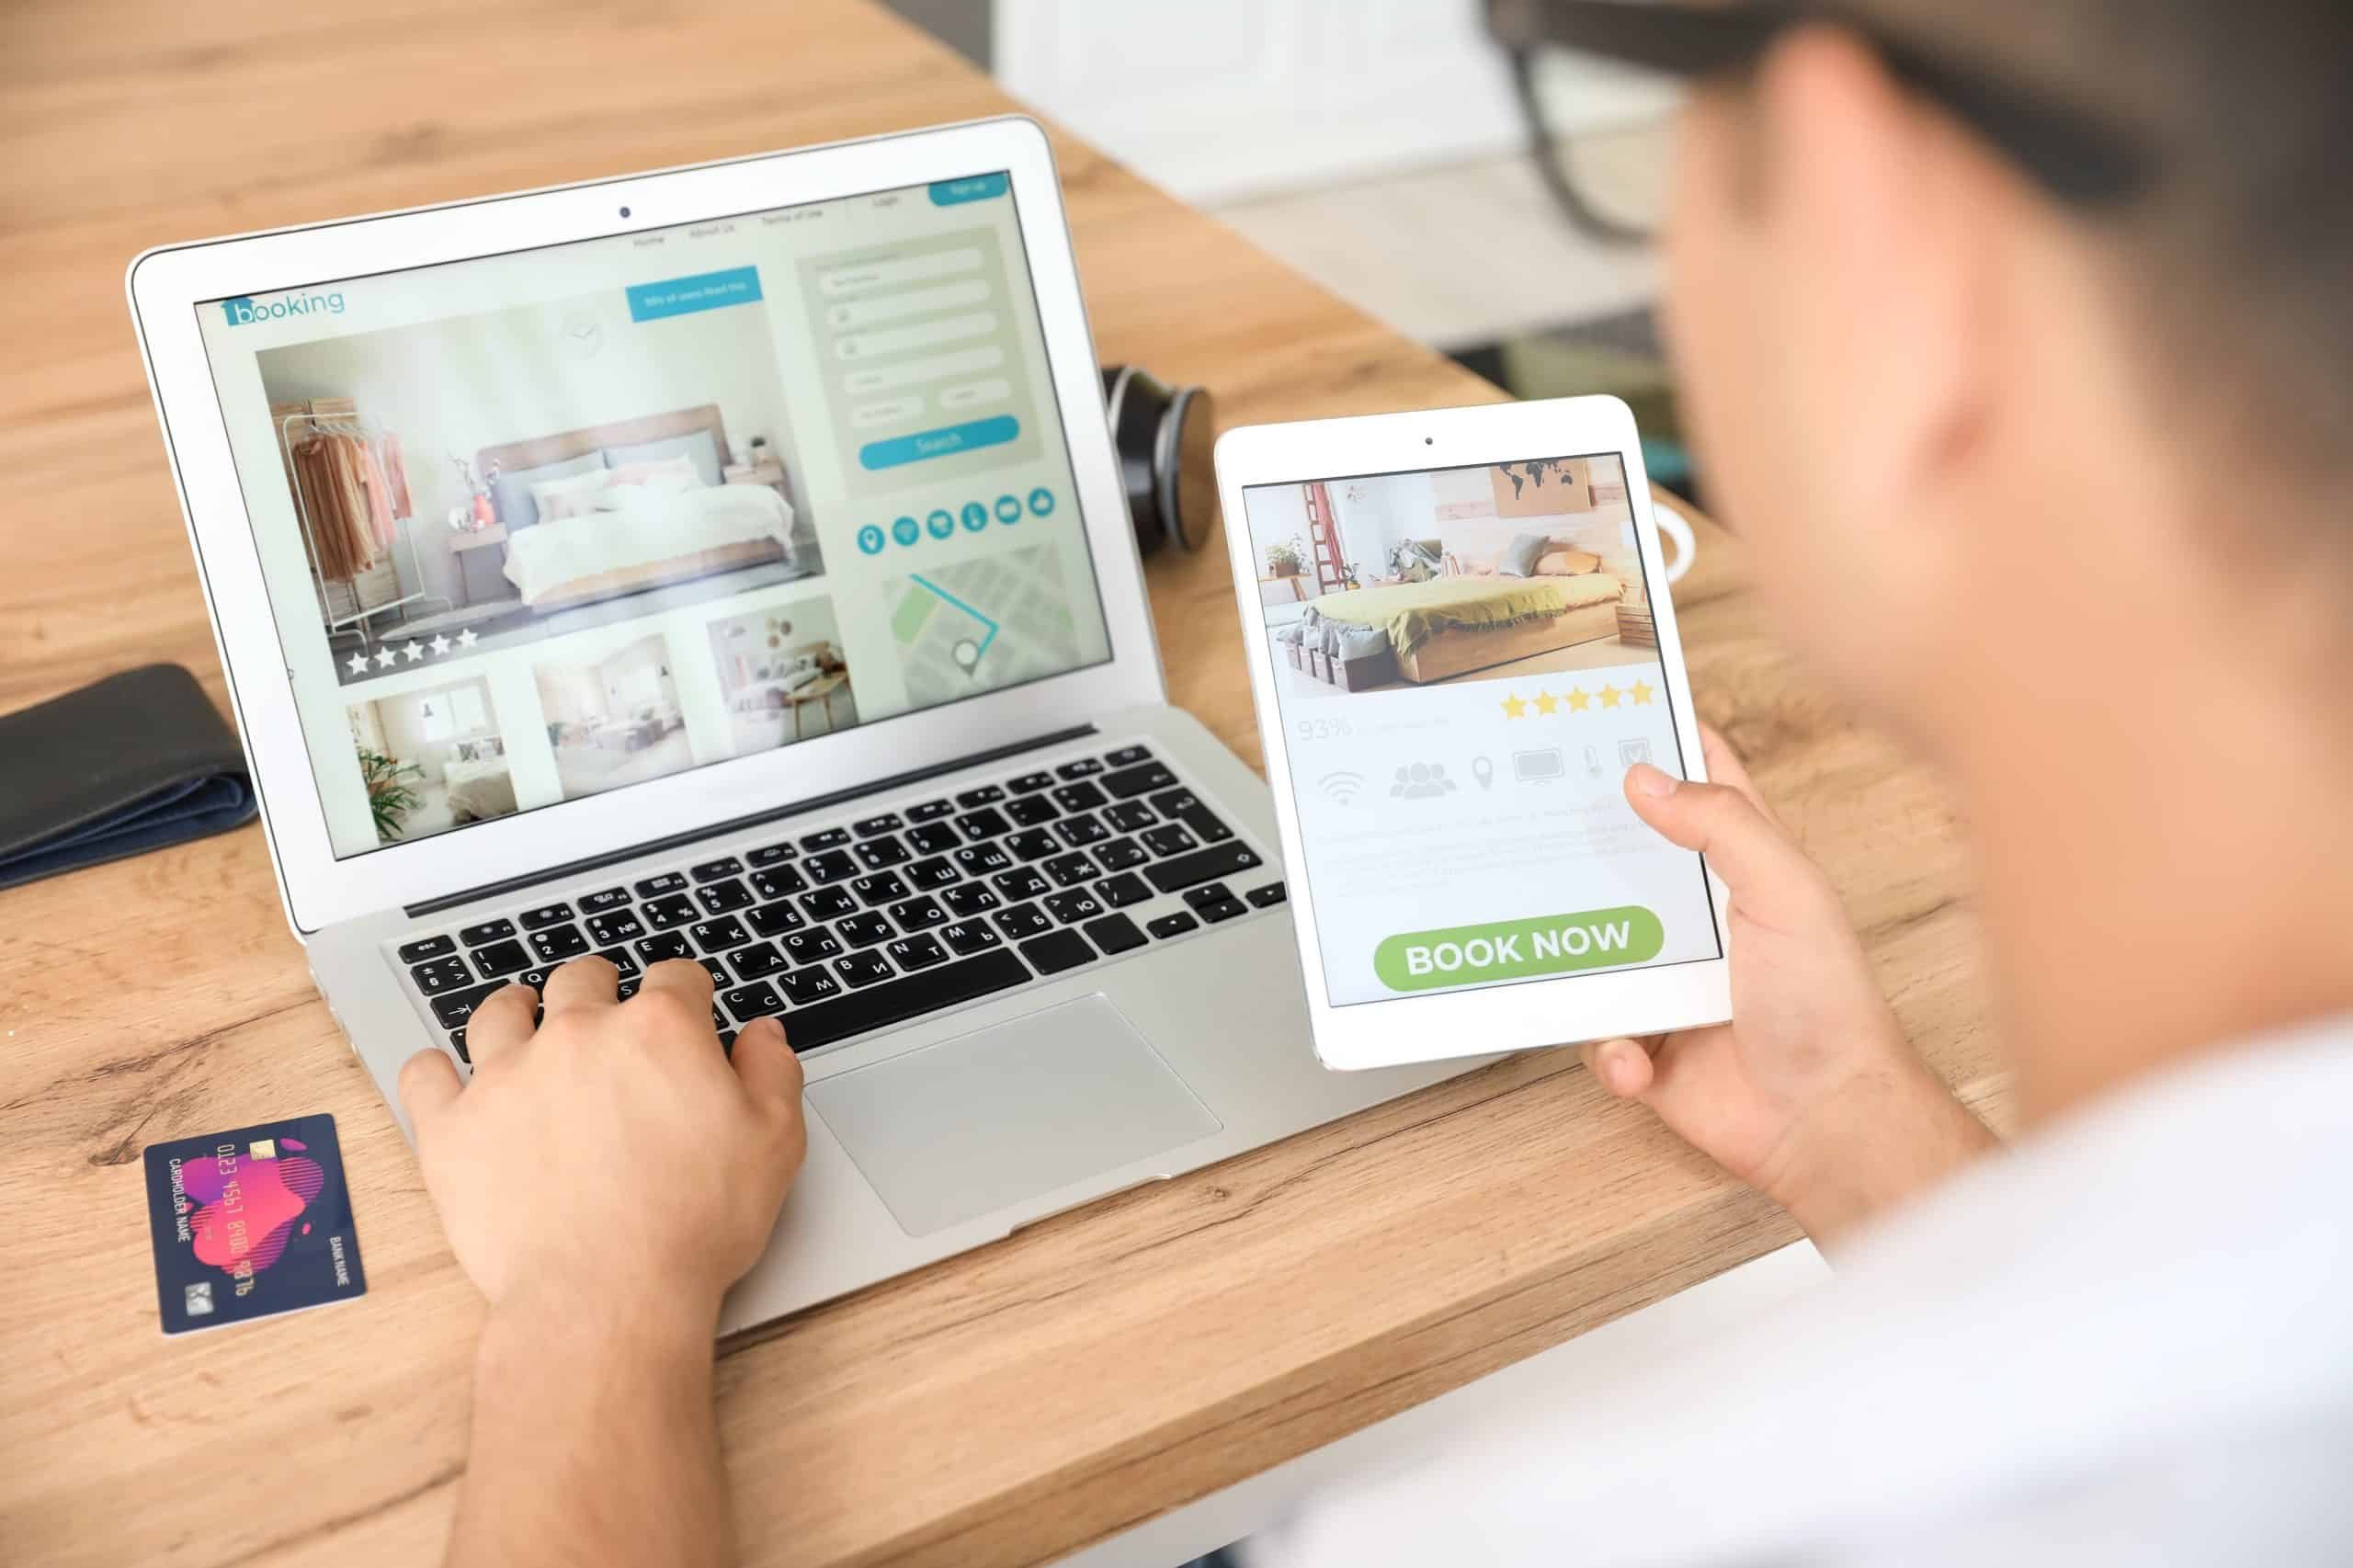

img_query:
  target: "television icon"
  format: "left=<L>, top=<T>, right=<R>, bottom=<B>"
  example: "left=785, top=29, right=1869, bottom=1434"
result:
left=1618, top=737, right=1654, bottom=769
left=1512, top=747, right=1564, bottom=783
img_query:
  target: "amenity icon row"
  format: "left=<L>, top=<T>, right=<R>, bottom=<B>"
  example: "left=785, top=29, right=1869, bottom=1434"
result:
left=855, top=486, right=1056, bottom=554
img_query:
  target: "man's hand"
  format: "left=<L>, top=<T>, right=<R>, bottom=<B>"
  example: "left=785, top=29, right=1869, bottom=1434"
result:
left=1585, top=728, right=1992, bottom=1247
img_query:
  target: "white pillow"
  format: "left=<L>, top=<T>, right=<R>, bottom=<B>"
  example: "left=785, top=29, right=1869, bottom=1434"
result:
left=529, top=467, right=615, bottom=522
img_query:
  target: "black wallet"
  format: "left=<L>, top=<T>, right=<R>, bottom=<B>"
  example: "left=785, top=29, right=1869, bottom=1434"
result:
left=0, top=665, right=258, bottom=892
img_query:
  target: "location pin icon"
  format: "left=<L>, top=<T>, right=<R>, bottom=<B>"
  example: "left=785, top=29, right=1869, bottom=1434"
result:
left=1472, top=756, right=1495, bottom=790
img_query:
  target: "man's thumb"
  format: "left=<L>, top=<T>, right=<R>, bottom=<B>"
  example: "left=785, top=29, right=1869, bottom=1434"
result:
left=1623, top=763, right=1805, bottom=894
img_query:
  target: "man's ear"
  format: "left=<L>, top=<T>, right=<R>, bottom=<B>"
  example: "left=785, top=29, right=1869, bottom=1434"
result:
left=1755, top=24, right=2000, bottom=518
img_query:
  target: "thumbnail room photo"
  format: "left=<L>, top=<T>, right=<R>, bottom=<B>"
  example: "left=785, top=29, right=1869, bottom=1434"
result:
left=705, top=597, right=859, bottom=755
left=343, top=676, right=517, bottom=845
left=533, top=632, right=691, bottom=799
left=256, top=283, right=824, bottom=688
left=1246, top=458, right=1662, bottom=700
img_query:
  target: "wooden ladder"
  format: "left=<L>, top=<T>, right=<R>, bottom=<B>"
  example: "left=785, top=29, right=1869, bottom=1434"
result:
left=1304, top=482, right=1348, bottom=593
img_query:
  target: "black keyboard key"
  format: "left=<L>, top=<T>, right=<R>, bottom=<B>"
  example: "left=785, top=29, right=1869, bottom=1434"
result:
left=1103, top=761, right=1178, bottom=800
left=430, top=982, right=504, bottom=1029
left=747, top=840, right=798, bottom=868
left=801, top=826, right=850, bottom=852
left=1097, top=872, right=1154, bottom=908
left=751, top=864, right=808, bottom=901
left=1141, top=824, right=1199, bottom=858
left=472, top=939, right=531, bottom=978
left=1105, top=744, right=1154, bottom=767
left=580, top=886, right=631, bottom=914
left=722, top=981, right=782, bottom=1022
left=854, top=835, right=911, bottom=869
left=634, top=872, right=688, bottom=898
left=460, top=917, right=516, bottom=947
left=1145, top=842, right=1263, bottom=895
left=853, top=812, right=903, bottom=837
left=995, top=903, right=1052, bottom=940
left=940, top=919, right=1002, bottom=955
left=1052, top=812, right=1109, bottom=847
left=529, top=924, right=591, bottom=962
left=1006, top=794, right=1060, bottom=826
left=398, top=934, right=455, bottom=964
left=885, top=933, right=949, bottom=971
left=851, top=870, right=908, bottom=906
left=618, top=977, right=642, bottom=1000
left=409, top=956, right=473, bottom=994
left=1051, top=780, right=1107, bottom=812
left=688, top=915, right=750, bottom=952
left=1006, top=828, right=1060, bottom=862
left=449, top=1028, right=470, bottom=1064
left=1150, top=788, right=1235, bottom=845
left=955, top=784, right=1006, bottom=808
left=690, top=856, right=743, bottom=883
left=906, top=855, right=960, bottom=891
left=889, top=895, right=948, bottom=932
left=839, top=912, right=894, bottom=947
left=635, top=932, right=693, bottom=964
left=1084, top=913, right=1148, bottom=956
left=833, top=950, right=894, bottom=988
left=747, top=901, right=806, bottom=937
left=1198, top=897, right=1247, bottom=923
left=805, top=848, right=858, bottom=884
left=729, top=943, right=790, bottom=982
left=1042, top=852, right=1097, bottom=889
left=695, top=879, right=755, bottom=915
left=1094, top=839, right=1148, bottom=872
left=697, top=957, right=732, bottom=985
left=1146, top=911, right=1199, bottom=939
left=595, top=947, right=642, bottom=976
left=941, top=882, right=1001, bottom=916
left=953, top=843, right=1013, bottom=877
left=1102, top=801, right=1156, bottom=835
left=957, top=806, right=1013, bottom=841
left=993, top=867, right=1051, bottom=903
left=1184, top=882, right=1233, bottom=912
left=1056, top=756, right=1105, bottom=779
left=642, top=892, right=697, bottom=929
left=781, top=928, right=844, bottom=965
left=776, top=949, right=1029, bottom=1051
left=906, top=822, right=961, bottom=857
left=1008, top=770, right=1055, bottom=793
left=1020, top=929, right=1094, bottom=975
left=778, top=966, right=844, bottom=1006
left=801, top=886, right=857, bottom=921
left=907, top=798, right=956, bottom=823
left=1044, top=889, right=1104, bottom=925
left=516, top=965, right=554, bottom=992
left=585, top=910, right=645, bottom=946
left=1247, top=881, right=1288, bottom=908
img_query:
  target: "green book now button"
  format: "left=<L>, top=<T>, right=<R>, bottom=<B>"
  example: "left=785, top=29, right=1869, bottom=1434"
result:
left=1373, top=907, right=1665, bottom=992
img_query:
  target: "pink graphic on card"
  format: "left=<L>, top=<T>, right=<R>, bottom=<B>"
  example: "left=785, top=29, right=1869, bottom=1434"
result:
left=183, top=1140, right=325, bottom=1276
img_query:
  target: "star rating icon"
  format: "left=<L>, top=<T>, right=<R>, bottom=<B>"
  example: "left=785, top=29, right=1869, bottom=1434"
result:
left=374, top=646, right=398, bottom=669
left=401, top=641, right=424, bottom=663
left=1501, top=692, right=1529, bottom=719
left=1597, top=684, right=1623, bottom=709
left=429, top=633, right=452, bottom=657
left=346, top=651, right=369, bottom=676
left=1565, top=687, right=1591, bottom=712
left=456, top=628, right=479, bottom=650
left=1629, top=678, right=1655, bottom=706
left=1533, top=690, right=1559, bottom=716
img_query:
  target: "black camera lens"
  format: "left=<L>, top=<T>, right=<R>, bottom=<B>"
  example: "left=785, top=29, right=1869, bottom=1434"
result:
left=619, top=205, right=631, bottom=219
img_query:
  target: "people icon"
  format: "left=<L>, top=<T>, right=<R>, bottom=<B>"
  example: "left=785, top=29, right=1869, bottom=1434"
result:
left=1390, top=761, right=1457, bottom=800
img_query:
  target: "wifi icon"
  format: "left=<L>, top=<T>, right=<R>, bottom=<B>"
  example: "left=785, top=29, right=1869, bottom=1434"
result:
left=1318, top=770, right=1366, bottom=805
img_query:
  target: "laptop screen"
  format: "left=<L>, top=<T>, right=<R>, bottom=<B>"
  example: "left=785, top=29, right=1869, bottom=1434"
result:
left=192, top=173, right=1114, bottom=860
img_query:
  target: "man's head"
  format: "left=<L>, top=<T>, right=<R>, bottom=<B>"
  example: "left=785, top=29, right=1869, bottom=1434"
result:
left=1635, top=1, right=2353, bottom=748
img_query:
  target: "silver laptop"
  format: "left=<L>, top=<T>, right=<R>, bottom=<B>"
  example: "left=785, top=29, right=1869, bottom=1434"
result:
left=128, top=117, right=1468, bottom=1334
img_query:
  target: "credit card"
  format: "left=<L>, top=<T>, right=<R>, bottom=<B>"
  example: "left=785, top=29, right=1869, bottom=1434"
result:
left=142, top=1114, right=366, bottom=1334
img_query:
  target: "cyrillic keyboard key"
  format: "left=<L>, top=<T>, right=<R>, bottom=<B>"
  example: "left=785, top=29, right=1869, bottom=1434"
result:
left=852, top=812, right=903, bottom=837
left=906, top=798, right=956, bottom=823
left=1007, top=770, right=1055, bottom=793
left=585, top=910, right=645, bottom=946
left=746, top=901, right=806, bottom=937
left=634, top=932, right=692, bottom=963
left=885, top=933, right=948, bottom=971
left=694, top=879, right=755, bottom=915
left=1020, top=929, right=1094, bottom=975
left=941, top=882, right=1001, bottom=916
left=1101, top=761, right=1177, bottom=799
left=528, top=924, right=590, bottom=962
left=838, top=912, right=893, bottom=947
left=722, top=981, right=782, bottom=1021
left=409, top=956, right=473, bottom=994
left=1097, top=872, right=1153, bottom=908
left=472, top=939, right=531, bottom=978
left=1083, top=914, right=1147, bottom=956
left=833, top=950, right=894, bottom=988
left=941, top=919, right=1002, bottom=955
left=642, top=893, right=697, bottom=929
left=906, top=823, right=961, bottom=857
left=1044, top=889, right=1104, bottom=924
left=1144, top=843, right=1261, bottom=894
left=775, top=949, right=1028, bottom=1051
left=778, top=967, right=843, bottom=1006
left=995, top=903, right=1052, bottom=941
left=1051, top=781, right=1107, bottom=812
left=688, top=916, right=749, bottom=952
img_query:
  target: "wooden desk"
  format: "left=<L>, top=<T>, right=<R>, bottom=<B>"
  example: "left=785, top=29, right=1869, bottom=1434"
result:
left=0, top=4, right=2006, bottom=1564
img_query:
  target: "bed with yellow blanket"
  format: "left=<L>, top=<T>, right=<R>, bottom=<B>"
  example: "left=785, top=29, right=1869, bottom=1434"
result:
left=1306, top=572, right=1625, bottom=684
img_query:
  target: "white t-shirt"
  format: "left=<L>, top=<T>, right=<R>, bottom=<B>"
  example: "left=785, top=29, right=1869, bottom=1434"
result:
left=1252, top=1019, right=2353, bottom=1567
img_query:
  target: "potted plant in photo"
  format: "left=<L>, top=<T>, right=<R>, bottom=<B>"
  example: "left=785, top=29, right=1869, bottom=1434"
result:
left=358, top=747, right=426, bottom=841
left=1266, top=537, right=1306, bottom=578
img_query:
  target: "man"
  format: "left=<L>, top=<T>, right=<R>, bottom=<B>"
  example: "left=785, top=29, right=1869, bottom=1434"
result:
left=398, top=0, right=2353, bottom=1562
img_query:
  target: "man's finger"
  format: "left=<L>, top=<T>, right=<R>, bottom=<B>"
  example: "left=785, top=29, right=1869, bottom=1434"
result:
left=1695, top=724, right=1781, bottom=827
left=731, top=1017, right=804, bottom=1108
left=1579, top=1036, right=1658, bottom=1100
left=398, top=1047, right=463, bottom=1129
left=634, top=957, right=716, bottom=1024
left=467, top=982, right=540, bottom=1065
left=540, top=955, right=619, bottom=1021
left=1623, top=763, right=1817, bottom=902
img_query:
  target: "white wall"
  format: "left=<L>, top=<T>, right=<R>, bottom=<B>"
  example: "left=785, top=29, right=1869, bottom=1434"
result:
left=370, top=677, right=497, bottom=785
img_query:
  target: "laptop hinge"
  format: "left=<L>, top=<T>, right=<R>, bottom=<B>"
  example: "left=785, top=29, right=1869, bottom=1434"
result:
left=404, top=723, right=1100, bottom=919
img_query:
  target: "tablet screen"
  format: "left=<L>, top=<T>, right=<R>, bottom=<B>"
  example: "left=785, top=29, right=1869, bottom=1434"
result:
left=1240, top=455, right=1722, bottom=1006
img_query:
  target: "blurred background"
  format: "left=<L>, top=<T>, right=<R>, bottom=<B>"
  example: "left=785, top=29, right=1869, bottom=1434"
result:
left=886, top=0, right=1699, bottom=498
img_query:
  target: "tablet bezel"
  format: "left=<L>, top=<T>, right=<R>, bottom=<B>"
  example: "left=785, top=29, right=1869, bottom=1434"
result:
left=125, top=116, right=1164, bottom=937
left=1214, top=396, right=1732, bottom=1071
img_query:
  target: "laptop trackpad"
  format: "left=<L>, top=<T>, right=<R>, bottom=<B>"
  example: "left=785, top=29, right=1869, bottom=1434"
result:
left=806, top=994, right=1222, bottom=1237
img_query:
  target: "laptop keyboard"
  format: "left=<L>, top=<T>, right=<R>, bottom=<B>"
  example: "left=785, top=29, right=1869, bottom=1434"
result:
left=392, top=742, right=1288, bottom=1068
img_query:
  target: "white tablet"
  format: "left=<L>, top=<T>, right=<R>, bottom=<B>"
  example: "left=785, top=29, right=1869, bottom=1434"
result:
left=1215, top=396, right=1731, bottom=1071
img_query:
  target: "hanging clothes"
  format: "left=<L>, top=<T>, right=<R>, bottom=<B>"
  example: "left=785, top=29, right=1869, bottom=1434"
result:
left=355, top=437, right=396, bottom=551
left=380, top=428, right=413, bottom=519
left=294, top=433, right=379, bottom=581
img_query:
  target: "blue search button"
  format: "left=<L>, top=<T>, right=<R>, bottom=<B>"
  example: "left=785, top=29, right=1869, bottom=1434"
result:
left=929, top=173, right=1008, bottom=206
left=625, top=267, right=762, bottom=322
left=858, top=415, right=1020, bottom=471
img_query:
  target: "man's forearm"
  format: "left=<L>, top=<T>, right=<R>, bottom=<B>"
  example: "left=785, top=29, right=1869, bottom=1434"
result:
left=448, top=1289, right=729, bottom=1568
left=1770, top=1062, right=1998, bottom=1252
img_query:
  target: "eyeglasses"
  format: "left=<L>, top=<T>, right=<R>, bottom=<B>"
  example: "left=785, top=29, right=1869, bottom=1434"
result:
left=1488, top=0, right=2161, bottom=244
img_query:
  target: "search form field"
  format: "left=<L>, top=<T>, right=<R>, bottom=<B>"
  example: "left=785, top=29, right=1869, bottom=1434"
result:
left=843, top=345, right=1004, bottom=393
left=818, top=246, right=983, bottom=297
left=825, top=278, right=990, bottom=329
left=835, top=311, right=998, bottom=361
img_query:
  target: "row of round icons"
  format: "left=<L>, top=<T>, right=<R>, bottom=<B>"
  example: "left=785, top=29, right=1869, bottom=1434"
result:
left=857, top=487, right=1056, bottom=554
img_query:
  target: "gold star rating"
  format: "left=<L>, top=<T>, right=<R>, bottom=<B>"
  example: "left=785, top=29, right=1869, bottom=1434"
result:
left=1565, top=687, right=1591, bottom=712
left=1533, top=690, right=1559, bottom=716
left=1597, top=684, right=1623, bottom=709
left=1502, top=692, right=1528, bottom=719
left=1629, top=678, right=1655, bottom=706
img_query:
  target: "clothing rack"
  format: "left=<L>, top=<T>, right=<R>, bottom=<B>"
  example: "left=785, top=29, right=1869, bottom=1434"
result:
left=279, top=410, right=448, bottom=653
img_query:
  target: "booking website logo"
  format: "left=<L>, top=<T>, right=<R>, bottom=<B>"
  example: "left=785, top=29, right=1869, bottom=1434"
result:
left=222, top=290, right=346, bottom=326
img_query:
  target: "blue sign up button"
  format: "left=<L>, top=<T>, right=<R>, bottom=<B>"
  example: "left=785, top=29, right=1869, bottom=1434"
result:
left=625, top=267, right=762, bottom=322
left=929, top=173, right=1008, bottom=206
left=858, top=415, right=1020, bottom=471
